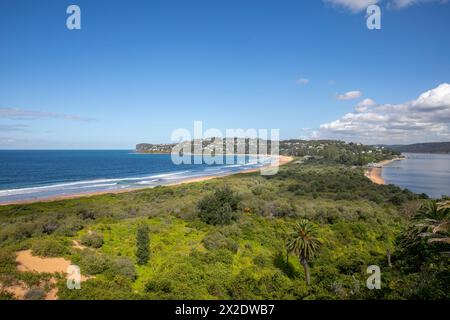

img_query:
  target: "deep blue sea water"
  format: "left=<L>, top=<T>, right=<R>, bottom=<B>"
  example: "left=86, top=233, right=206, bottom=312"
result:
left=0, top=150, right=267, bottom=203
left=382, top=153, right=450, bottom=199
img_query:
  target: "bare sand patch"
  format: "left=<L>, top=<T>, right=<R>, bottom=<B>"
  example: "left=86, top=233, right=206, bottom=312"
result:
left=1, top=281, right=28, bottom=299
left=1, top=279, right=57, bottom=300
left=16, top=250, right=71, bottom=274
left=13, top=250, right=93, bottom=300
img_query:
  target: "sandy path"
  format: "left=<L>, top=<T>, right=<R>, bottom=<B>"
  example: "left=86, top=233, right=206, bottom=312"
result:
left=0, top=155, right=294, bottom=206
left=72, top=240, right=87, bottom=250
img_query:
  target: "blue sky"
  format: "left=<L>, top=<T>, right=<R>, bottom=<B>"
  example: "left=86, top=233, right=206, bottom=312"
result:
left=0, top=0, right=449, bottom=148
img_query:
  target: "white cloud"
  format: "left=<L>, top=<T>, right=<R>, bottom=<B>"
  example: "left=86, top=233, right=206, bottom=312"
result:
left=324, top=0, right=380, bottom=12
left=355, top=98, right=376, bottom=112
left=336, top=90, right=363, bottom=100
left=412, top=83, right=450, bottom=110
left=390, top=0, right=448, bottom=9
left=296, top=78, right=310, bottom=85
left=317, top=83, right=450, bottom=144
left=391, top=0, right=416, bottom=7
left=324, top=0, right=447, bottom=12
left=0, top=107, right=95, bottom=122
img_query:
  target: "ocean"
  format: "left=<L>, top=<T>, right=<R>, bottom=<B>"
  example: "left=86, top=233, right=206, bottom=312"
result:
left=382, top=153, right=450, bottom=199
left=0, top=150, right=268, bottom=204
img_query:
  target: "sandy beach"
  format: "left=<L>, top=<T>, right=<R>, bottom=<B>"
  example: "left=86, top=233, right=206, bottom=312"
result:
left=0, top=155, right=294, bottom=206
left=364, top=157, right=404, bottom=185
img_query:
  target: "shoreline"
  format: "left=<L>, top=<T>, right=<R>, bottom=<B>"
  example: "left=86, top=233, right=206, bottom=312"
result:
left=364, top=157, right=405, bottom=185
left=0, top=155, right=293, bottom=206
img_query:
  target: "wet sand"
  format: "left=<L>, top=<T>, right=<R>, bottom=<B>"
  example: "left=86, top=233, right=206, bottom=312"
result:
left=365, top=157, right=404, bottom=185
left=0, top=155, right=294, bottom=206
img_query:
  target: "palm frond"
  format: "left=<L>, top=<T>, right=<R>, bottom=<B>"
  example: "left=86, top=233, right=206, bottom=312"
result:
left=286, top=219, right=321, bottom=261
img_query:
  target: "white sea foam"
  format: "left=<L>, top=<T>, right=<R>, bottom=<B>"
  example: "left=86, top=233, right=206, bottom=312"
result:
left=0, top=157, right=272, bottom=202
left=0, top=171, right=191, bottom=196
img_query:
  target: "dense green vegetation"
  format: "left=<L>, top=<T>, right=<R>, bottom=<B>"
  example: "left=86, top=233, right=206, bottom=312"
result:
left=0, top=157, right=448, bottom=300
left=136, top=139, right=400, bottom=167
left=136, top=224, right=150, bottom=265
left=387, top=141, right=450, bottom=154
left=279, top=140, right=400, bottom=165
left=197, top=187, right=241, bottom=225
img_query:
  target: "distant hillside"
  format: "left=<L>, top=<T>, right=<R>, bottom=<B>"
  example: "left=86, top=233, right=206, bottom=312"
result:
left=386, top=142, right=450, bottom=154
left=137, top=139, right=400, bottom=166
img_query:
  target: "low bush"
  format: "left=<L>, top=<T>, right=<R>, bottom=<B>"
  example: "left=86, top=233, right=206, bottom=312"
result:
left=24, top=288, right=46, bottom=300
left=31, top=238, right=67, bottom=257
left=81, top=232, right=104, bottom=248
left=106, top=257, right=136, bottom=281
left=202, top=231, right=239, bottom=253
left=0, top=250, right=16, bottom=274
left=73, top=250, right=111, bottom=275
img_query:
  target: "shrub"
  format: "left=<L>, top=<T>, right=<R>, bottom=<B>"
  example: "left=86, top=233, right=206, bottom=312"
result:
left=24, top=288, right=46, bottom=300
left=197, top=187, right=241, bottom=225
left=202, top=231, right=239, bottom=253
left=0, top=291, right=14, bottom=300
left=107, top=257, right=136, bottom=281
left=136, top=224, right=150, bottom=265
left=31, top=238, right=67, bottom=257
left=263, top=200, right=296, bottom=218
left=145, top=278, right=173, bottom=294
left=78, top=209, right=97, bottom=220
left=251, top=185, right=264, bottom=196
left=0, top=250, right=16, bottom=273
left=53, top=217, right=85, bottom=237
left=253, top=254, right=269, bottom=268
left=80, top=232, right=104, bottom=248
left=74, top=250, right=111, bottom=275
left=41, top=220, right=59, bottom=235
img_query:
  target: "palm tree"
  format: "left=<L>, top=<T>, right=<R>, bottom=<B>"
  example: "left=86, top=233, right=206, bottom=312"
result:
left=438, top=201, right=450, bottom=210
left=407, top=201, right=450, bottom=256
left=417, top=201, right=449, bottom=241
left=286, top=219, right=321, bottom=285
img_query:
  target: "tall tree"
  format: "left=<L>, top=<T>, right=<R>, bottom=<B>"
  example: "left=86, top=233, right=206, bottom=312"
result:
left=136, top=224, right=150, bottom=265
left=286, top=219, right=321, bottom=285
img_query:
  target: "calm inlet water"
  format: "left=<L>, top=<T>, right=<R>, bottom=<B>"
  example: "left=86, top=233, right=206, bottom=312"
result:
left=382, top=153, right=450, bottom=198
left=0, top=150, right=268, bottom=203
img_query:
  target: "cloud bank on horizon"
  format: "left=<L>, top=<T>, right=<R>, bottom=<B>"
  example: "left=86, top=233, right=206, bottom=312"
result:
left=317, top=83, right=450, bottom=144
left=0, top=108, right=95, bottom=122
left=324, top=0, right=448, bottom=12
